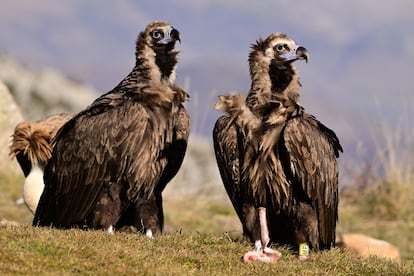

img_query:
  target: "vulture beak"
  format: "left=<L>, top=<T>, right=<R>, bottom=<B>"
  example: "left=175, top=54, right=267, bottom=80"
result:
left=158, top=28, right=181, bottom=44
left=170, top=28, right=181, bottom=43
left=280, top=45, right=309, bottom=63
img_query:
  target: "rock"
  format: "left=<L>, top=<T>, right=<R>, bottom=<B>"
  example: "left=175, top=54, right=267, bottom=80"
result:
left=0, top=80, right=24, bottom=175
left=164, top=136, right=226, bottom=203
left=336, top=233, right=401, bottom=262
left=0, top=54, right=97, bottom=121
left=0, top=218, right=20, bottom=227
left=0, top=53, right=96, bottom=183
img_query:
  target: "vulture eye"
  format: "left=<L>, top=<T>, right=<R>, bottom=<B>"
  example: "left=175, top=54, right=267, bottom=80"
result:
left=275, top=44, right=285, bottom=52
left=152, top=31, right=162, bottom=39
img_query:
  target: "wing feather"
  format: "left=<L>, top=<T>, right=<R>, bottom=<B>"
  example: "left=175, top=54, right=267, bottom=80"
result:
left=155, top=104, right=190, bottom=193
left=34, top=100, right=150, bottom=227
left=213, top=116, right=244, bottom=221
left=282, top=113, right=342, bottom=248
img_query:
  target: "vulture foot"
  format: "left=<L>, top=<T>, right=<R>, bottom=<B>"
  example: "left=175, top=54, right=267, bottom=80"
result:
left=145, top=229, right=153, bottom=238
left=107, top=225, right=114, bottom=234
left=242, top=207, right=282, bottom=263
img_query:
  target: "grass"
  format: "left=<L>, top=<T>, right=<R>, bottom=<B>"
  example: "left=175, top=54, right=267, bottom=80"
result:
left=0, top=174, right=33, bottom=224
left=1, top=224, right=413, bottom=275
left=1, top=172, right=414, bottom=274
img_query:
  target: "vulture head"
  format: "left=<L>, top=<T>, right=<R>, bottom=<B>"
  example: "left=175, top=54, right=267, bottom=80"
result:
left=142, top=21, right=181, bottom=49
left=247, top=33, right=309, bottom=112
left=136, top=21, right=181, bottom=83
left=262, top=33, right=309, bottom=64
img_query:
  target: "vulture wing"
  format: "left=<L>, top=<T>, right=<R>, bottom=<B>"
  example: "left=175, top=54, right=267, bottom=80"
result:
left=155, top=104, right=190, bottom=194
left=152, top=103, right=189, bottom=231
left=213, top=116, right=244, bottom=222
left=282, top=113, right=342, bottom=249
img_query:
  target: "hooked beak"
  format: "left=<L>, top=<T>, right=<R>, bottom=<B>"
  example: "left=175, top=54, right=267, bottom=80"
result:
left=158, top=28, right=181, bottom=44
left=280, top=45, right=309, bottom=63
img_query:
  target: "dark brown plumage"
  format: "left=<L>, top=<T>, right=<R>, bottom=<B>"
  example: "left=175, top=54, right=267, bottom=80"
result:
left=33, top=21, right=189, bottom=236
left=213, top=33, right=342, bottom=259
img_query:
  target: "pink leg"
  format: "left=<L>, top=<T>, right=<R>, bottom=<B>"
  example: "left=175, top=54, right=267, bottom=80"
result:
left=242, top=207, right=282, bottom=263
left=258, top=207, right=270, bottom=248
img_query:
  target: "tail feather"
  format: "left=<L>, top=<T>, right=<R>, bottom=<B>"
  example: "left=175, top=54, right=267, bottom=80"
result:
left=10, top=122, right=53, bottom=166
left=9, top=112, right=74, bottom=167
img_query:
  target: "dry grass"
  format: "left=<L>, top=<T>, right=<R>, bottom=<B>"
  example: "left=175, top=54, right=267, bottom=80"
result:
left=338, top=112, right=414, bottom=261
left=1, top=171, right=414, bottom=274
left=1, top=224, right=413, bottom=275
left=0, top=174, right=33, bottom=225
left=338, top=192, right=414, bottom=261
left=163, top=197, right=241, bottom=235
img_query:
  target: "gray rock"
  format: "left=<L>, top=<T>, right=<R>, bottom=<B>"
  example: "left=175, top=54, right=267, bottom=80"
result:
left=0, top=80, right=24, bottom=175
left=0, top=54, right=97, bottom=120
left=165, top=136, right=227, bottom=203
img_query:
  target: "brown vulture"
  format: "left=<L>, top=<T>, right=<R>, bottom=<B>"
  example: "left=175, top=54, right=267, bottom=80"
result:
left=213, top=33, right=342, bottom=261
left=33, top=21, right=189, bottom=237
left=9, top=112, right=74, bottom=213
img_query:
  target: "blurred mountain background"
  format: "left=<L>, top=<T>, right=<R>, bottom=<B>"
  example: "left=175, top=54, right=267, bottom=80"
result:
left=1, top=1, right=414, bottom=191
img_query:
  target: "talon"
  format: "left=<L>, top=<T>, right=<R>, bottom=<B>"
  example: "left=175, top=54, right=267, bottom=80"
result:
left=254, top=240, right=262, bottom=251
left=107, top=225, right=114, bottom=234
left=145, top=229, right=153, bottom=238
left=264, top=247, right=282, bottom=257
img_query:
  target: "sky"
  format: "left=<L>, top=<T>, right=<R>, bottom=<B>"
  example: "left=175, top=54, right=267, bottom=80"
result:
left=1, top=0, right=414, bottom=166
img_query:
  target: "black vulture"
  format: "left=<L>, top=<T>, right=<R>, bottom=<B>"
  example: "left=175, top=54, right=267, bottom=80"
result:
left=33, top=21, right=189, bottom=237
left=213, top=33, right=342, bottom=261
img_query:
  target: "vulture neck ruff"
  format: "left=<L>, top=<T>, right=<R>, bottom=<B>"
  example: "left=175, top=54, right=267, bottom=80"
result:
left=247, top=41, right=301, bottom=117
left=112, top=31, right=182, bottom=106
